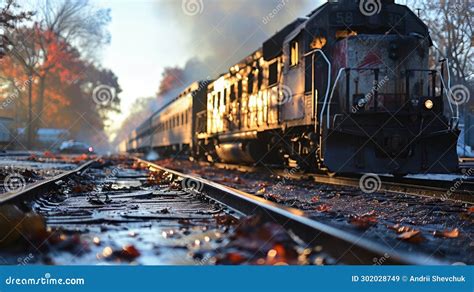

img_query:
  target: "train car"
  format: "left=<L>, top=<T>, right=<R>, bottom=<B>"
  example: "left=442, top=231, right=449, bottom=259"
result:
left=196, top=0, right=459, bottom=175
left=126, top=0, right=460, bottom=175
left=128, top=81, right=209, bottom=157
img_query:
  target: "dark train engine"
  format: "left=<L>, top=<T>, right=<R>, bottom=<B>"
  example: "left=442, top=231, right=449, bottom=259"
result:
left=125, top=0, right=460, bottom=176
left=196, top=0, right=459, bottom=175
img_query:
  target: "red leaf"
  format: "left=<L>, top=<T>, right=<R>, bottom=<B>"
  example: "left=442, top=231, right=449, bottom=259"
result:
left=310, top=196, right=320, bottom=203
left=315, top=204, right=331, bottom=212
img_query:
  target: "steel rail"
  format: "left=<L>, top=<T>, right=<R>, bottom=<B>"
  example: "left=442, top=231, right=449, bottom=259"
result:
left=135, top=158, right=446, bottom=265
left=0, top=159, right=98, bottom=205
left=200, top=162, right=473, bottom=204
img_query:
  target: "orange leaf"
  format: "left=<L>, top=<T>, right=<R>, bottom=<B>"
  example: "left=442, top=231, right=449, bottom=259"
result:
left=398, top=230, right=424, bottom=243
left=388, top=224, right=414, bottom=234
left=433, top=228, right=459, bottom=238
left=315, top=204, right=331, bottom=212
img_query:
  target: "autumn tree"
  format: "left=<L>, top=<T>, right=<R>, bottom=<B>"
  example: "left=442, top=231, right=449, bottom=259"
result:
left=415, top=0, right=473, bottom=84
left=0, top=0, right=118, bottom=150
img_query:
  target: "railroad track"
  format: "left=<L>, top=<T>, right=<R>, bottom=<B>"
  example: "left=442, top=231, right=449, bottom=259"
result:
left=133, top=158, right=445, bottom=265
left=202, top=162, right=473, bottom=203
left=0, top=155, right=448, bottom=265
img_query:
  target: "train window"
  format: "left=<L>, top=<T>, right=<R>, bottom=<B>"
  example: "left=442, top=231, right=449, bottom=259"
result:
left=257, top=67, right=263, bottom=90
left=268, top=61, right=278, bottom=86
left=216, top=92, right=221, bottom=109
left=230, top=84, right=236, bottom=102
left=248, top=72, right=254, bottom=94
left=290, top=40, right=299, bottom=67
left=238, top=80, right=243, bottom=99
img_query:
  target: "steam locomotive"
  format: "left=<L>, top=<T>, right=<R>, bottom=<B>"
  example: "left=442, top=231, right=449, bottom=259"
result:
left=121, top=0, right=460, bottom=175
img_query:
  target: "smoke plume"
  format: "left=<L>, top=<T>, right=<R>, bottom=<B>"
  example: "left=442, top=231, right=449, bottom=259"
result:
left=161, top=0, right=317, bottom=74
left=113, top=0, right=320, bottom=149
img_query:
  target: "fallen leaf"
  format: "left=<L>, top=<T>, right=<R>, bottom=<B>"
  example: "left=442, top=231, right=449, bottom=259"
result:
left=388, top=224, right=414, bottom=234
left=433, top=228, right=459, bottom=238
left=349, top=215, right=377, bottom=229
left=118, top=245, right=141, bottom=260
left=315, top=204, right=331, bottom=212
left=398, top=230, right=424, bottom=243
left=310, top=196, right=319, bottom=203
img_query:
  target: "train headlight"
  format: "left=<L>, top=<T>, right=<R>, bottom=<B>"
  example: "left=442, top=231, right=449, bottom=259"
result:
left=424, top=99, right=434, bottom=110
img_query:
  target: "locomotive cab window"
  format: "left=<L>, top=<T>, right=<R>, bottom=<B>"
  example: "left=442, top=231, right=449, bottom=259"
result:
left=268, top=60, right=278, bottom=87
left=248, top=72, right=254, bottom=94
left=237, top=80, right=243, bottom=99
left=230, top=84, right=236, bottom=102
left=290, top=40, right=299, bottom=67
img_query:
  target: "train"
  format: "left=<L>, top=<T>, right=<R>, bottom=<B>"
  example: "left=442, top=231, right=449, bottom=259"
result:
left=122, top=0, right=460, bottom=175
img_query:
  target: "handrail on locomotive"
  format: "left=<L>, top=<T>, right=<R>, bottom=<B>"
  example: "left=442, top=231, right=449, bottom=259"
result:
left=321, top=61, right=459, bottom=131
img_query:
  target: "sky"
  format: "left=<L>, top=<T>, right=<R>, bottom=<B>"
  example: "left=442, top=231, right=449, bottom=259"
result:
left=95, top=0, right=321, bottom=140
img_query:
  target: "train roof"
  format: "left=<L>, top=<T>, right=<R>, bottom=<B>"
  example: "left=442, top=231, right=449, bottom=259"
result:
left=263, top=18, right=307, bottom=61
left=134, top=80, right=211, bottom=134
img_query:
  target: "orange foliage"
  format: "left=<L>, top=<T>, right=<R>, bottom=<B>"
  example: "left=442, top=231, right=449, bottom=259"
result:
left=0, top=26, right=83, bottom=127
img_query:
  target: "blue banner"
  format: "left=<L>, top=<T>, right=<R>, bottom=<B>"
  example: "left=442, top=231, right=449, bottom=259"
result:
left=0, top=266, right=472, bottom=292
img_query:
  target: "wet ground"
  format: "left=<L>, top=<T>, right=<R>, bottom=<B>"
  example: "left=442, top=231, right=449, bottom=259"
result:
left=0, top=156, right=333, bottom=266
left=0, top=152, right=92, bottom=194
left=155, top=158, right=474, bottom=264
